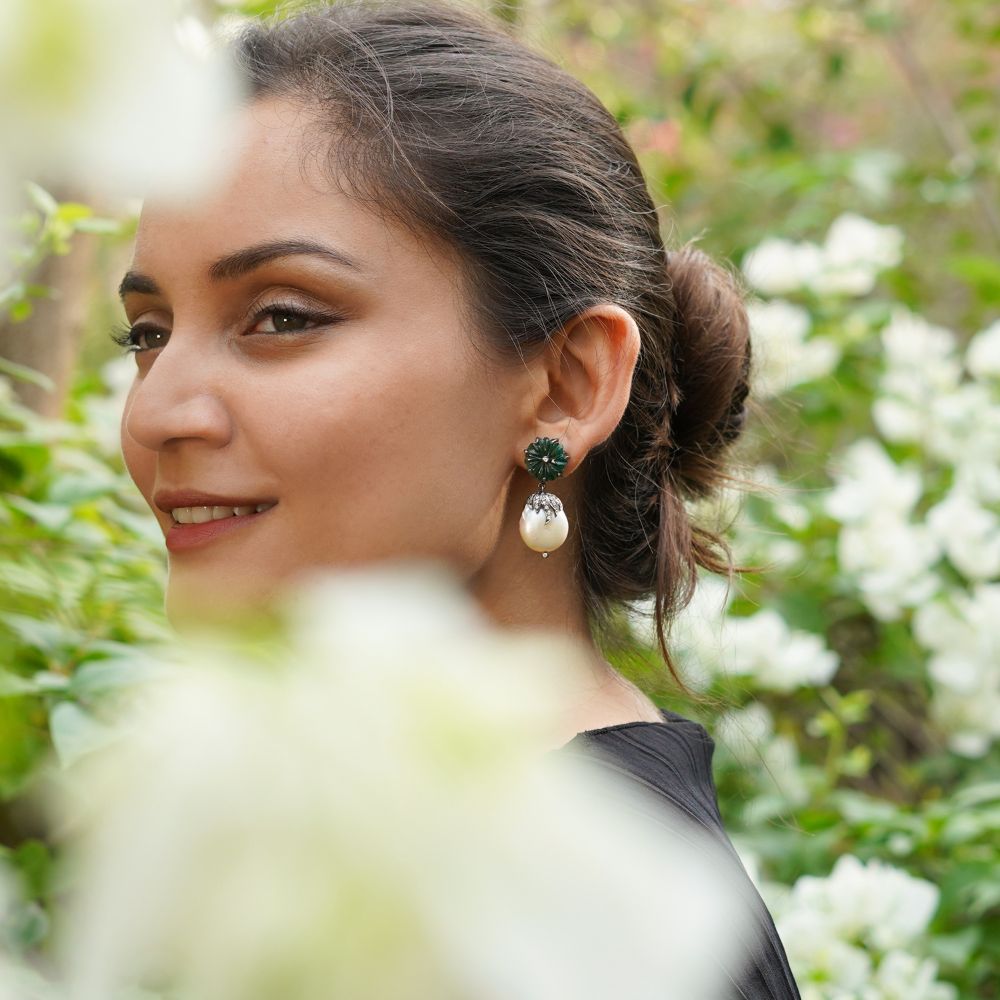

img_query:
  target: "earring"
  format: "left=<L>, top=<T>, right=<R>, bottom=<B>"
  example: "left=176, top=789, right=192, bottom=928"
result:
left=519, top=436, right=570, bottom=558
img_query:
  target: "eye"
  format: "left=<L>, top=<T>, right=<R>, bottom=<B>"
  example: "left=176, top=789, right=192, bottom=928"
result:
left=249, top=305, right=323, bottom=335
left=108, top=322, right=169, bottom=354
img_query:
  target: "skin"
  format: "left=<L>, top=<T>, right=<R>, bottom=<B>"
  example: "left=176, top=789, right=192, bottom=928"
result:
left=119, top=97, right=663, bottom=748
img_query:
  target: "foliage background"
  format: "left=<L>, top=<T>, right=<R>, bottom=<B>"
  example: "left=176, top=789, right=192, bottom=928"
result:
left=0, top=0, right=997, bottom=997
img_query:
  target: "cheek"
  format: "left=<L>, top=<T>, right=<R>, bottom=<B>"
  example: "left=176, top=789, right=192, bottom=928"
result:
left=259, top=346, right=513, bottom=558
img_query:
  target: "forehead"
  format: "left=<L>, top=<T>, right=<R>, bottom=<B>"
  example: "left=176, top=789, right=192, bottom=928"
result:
left=132, top=97, right=442, bottom=283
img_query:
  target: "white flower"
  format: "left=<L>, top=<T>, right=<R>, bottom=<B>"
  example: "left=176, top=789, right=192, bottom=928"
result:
left=627, top=573, right=735, bottom=690
left=825, top=439, right=923, bottom=523
left=742, top=238, right=826, bottom=295
left=837, top=515, right=941, bottom=620
left=926, top=383, right=1000, bottom=482
left=913, top=586, right=1000, bottom=755
left=724, top=609, right=840, bottom=691
left=47, top=562, right=754, bottom=1000
left=849, top=149, right=905, bottom=203
left=747, top=299, right=840, bottom=397
left=925, top=489, right=1000, bottom=580
left=872, top=307, right=962, bottom=445
left=740, top=214, right=902, bottom=300
left=751, top=464, right=812, bottom=530
left=868, top=949, right=958, bottom=1000
left=810, top=213, right=903, bottom=296
left=786, top=855, right=940, bottom=952
left=776, top=908, right=873, bottom=991
left=966, top=318, right=1000, bottom=380
left=825, top=440, right=942, bottom=618
left=0, top=0, right=244, bottom=208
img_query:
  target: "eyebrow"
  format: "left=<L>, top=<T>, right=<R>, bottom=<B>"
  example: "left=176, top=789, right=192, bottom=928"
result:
left=117, top=238, right=365, bottom=300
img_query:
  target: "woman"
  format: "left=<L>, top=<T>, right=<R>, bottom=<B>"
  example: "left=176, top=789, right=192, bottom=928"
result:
left=113, top=1, right=800, bottom=996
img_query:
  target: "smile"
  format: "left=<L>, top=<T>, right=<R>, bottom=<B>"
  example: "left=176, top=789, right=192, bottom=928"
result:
left=165, top=503, right=277, bottom=553
left=171, top=502, right=277, bottom=524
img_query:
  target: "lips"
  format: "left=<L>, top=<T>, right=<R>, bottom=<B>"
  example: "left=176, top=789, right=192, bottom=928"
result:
left=154, top=489, right=278, bottom=514
left=163, top=502, right=277, bottom=553
left=153, top=488, right=279, bottom=554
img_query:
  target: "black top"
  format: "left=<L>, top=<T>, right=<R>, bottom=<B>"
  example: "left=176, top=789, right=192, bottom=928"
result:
left=554, top=706, right=802, bottom=1000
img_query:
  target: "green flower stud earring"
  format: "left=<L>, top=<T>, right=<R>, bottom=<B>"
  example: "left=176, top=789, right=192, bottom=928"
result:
left=519, top=436, right=570, bottom=558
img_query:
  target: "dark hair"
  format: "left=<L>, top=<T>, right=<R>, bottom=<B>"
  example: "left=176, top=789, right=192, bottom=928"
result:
left=228, top=0, right=756, bottom=698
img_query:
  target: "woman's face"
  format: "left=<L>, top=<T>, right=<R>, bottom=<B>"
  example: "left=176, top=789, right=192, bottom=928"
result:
left=119, top=98, right=532, bottom=625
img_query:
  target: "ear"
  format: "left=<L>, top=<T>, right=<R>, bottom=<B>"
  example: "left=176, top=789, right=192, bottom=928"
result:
left=522, top=303, right=641, bottom=475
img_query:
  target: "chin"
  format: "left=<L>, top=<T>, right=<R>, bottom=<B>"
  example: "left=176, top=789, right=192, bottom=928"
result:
left=163, top=570, right=279, bottom=633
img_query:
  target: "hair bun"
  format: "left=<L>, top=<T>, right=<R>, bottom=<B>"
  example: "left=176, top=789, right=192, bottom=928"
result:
left=653, top=243, right=753, bottom=499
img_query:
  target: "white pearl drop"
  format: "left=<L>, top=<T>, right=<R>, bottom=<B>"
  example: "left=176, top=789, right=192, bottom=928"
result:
left=519, top=505, right=569, bottom=553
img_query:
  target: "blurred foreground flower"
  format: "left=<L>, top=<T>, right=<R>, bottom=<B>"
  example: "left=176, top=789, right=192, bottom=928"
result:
left=33, top=561, right=754, bottom=1000
left=0, top=0, right=244, bottom=257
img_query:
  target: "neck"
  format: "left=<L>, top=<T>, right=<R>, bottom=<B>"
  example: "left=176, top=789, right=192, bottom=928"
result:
left=466, top=467, right=663, bottom=748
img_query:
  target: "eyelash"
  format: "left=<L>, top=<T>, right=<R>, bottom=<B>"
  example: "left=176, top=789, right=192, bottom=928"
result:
left=108, top=301, right=345, bottom=355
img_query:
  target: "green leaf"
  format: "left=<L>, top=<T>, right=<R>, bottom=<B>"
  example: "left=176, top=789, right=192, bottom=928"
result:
left=947, top=254, right=1000, bottom=306
left=8, top=300, right=33, bottom=322
left=0, top=357, right=54, bottom=390
left=24, top=182, right=57, bottom=217
left=48, top=701, right=117, bottom=769
left=0, top=612, right=80, bottom=656
left=74, top=217, right=123, bottom=235
left=69, top=654, right=163, bottom=699
left=3, top=496, right=73, bottom=533
left=53, top=203, right=92, bottom=224
left=0, top=671, right=40, bottom=697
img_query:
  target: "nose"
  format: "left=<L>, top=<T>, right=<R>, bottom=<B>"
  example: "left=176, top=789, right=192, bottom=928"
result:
left=122, top=333, right=234, bottom=454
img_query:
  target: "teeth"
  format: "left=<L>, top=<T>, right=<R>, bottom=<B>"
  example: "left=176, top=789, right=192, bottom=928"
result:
left=171, top=502, right=275, bottom=524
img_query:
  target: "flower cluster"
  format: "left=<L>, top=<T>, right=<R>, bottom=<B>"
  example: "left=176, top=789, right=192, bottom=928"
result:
left=757, top=855, right=955, bottom=1000
left=37, top=564, right=752, bottom=1000
left=734, top=211, right=1000, bottom=757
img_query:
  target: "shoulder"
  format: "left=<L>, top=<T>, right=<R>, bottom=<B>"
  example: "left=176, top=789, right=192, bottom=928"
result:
left=551, top=710, right=804, bottom=1000
left=554, top=708, right=725, bottom=834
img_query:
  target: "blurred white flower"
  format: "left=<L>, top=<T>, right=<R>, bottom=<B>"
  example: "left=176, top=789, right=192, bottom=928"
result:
left=913, top=585, right=1000, bottom=756
left=825, top=438, right=923, bottom=523
left=633, top=575, right=837, bottom=693
left=811, top=213, right=903, bottom=296
left=872, top=307, right=962, bottom=445
left=807, top=855, right=939, bottom=951
left=824, top=439, right=942, bottom=617
left=925, top=488, right=1000, bottom=580
left=837, top=515, right=941, bottom=621
left=626, top=573, right=734, bottom=691
left=747, top=298, right=841, bottom=397
left=741, top=237, right=826, bottom=295
left=741, top=214, right=902, bottom=299
left=849, top=149, right=905, bottom=204
left=777, top=907, right=874, bottom=995
left=966, top=318, right=1000, bottom=380
left=725, top=609, right=839, bottom=691
left=751, top=464, right=812, bottom=531
left=0, top=0, right=245, bottom=216
left=45, top=562, right=754, bottom=1000
left=777, top=855, right=940, bottom=958
left=926, top=384, right=1000, bottom=496
left=868, top=948, right=958, bottom=1000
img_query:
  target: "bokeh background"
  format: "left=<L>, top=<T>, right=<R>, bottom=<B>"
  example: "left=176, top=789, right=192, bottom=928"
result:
left=1, top=1, right=998, bottom=997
